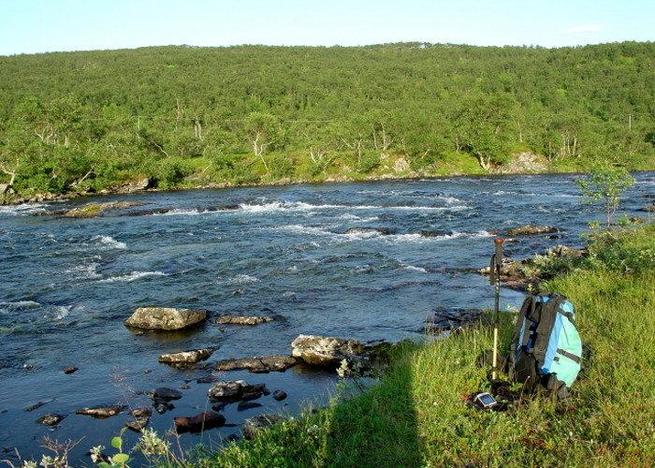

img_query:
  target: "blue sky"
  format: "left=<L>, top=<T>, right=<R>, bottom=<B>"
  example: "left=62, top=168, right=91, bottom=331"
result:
left=0, top=0, right=653, bottom=56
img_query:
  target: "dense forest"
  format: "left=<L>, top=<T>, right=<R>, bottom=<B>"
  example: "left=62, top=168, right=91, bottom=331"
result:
left=0, top=42, right=654, bottom=197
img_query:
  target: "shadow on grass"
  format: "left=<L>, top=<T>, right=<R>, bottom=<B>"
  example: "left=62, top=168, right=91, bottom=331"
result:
left=321, top=344, right=424, bottom=467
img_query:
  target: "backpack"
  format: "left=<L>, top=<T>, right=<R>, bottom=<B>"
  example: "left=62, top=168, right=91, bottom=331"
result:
left=507, top=293, right=582, bottom=398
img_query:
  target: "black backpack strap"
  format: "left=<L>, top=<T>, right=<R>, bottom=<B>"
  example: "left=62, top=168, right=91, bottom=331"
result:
left=505, top=295, right=534, bottom=375
left=532, top=294, right=564, bottom=365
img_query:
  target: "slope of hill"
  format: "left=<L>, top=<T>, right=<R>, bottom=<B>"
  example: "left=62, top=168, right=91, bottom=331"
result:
left=1, top=42, right=654, bottom=198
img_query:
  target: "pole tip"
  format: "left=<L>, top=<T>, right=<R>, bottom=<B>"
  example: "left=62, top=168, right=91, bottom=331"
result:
left=494, top=237, right=505, bottom=245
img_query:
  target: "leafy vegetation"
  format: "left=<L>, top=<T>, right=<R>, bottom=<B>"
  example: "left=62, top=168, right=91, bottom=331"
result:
left=578, top=164, right=635, bottom=227
left=1, top=42, right=655, bottom=198
left=177, top=224, right=655, bottom=467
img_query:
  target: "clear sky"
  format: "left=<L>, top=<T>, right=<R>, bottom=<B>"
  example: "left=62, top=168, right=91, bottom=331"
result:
left=0, top=0, right=653, bottom=56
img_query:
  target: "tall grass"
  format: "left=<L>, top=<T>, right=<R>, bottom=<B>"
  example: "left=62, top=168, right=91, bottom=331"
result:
left=186, top=225, right=655, bottom=467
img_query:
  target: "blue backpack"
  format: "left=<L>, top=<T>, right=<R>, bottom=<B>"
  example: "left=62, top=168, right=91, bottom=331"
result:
left=507, top=293, right=582, bottom=398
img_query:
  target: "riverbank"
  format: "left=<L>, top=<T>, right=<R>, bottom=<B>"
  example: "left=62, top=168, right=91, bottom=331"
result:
left=179, top=224, right=655, bottom=466
left=3, top=150, right=655, bottom=207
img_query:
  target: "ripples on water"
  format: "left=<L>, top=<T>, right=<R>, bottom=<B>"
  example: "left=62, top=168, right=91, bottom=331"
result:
left=1, top=173, right=654, bottom=461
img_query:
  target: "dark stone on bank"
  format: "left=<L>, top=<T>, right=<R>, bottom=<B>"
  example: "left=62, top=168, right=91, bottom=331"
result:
left=174, top=411, right=226, bottom=433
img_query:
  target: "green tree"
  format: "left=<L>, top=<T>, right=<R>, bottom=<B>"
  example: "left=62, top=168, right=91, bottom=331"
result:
left=578, top=164, right=635, bottom=227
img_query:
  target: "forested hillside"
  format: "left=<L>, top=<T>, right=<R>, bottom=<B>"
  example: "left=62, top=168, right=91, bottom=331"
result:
left=1, top=42, right=654, bottom=197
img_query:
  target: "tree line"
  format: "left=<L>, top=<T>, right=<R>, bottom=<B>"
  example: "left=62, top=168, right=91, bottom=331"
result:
left=0, top=41, right=654, bottom=196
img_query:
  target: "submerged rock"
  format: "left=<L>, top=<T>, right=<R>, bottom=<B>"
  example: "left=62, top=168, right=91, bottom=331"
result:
left=125, top=307, right=207, bottom=331
left=125, top=409, right=151, bottom=432
left=237, top=401, right=262, bottom=411
left=243, top=414, right=286, bottom=440
left=159, top=348, right=215, bottom=367
left=345, top=227, right=392, bottom=236
left=272, top=390, right=287, bottom=401
left=151, top=387, right=183, bottom=401
left=62, top=201, right=140, bottom=218
left=174, top=411, right=225, bottom=433
left=214, top=355, right=298, bottom=373
left=37, top=414, right=65, bottom=426
left=424, top=308, right=484, bottom=334
left=25, top=399, right=54, bottom=412
left=207, top=380, right=266, bottom=402
left=76, top=405, right=125, bottom=418
left=291, top=335, right=366, bottom=367
left=63, top=367, right=78, bottom=374
left=215, top=315, right=274, bottom=326
left=506, top=225, right=558, bottom=236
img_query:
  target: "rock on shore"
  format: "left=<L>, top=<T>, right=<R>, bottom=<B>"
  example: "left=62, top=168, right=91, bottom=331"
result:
left=243, top=414, right=286, bottom=440
left=125, top=307, right=208, bottom=330
left=291, top=335, right=366, bottom=367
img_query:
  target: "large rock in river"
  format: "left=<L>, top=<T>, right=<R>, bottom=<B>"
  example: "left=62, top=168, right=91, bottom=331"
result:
left=215, top=315, right=274, bottom=325
left=125, top=307, right=207, bottom=330
left=62, top=201, right=140, bottom=218
left=174, top=411, right=225, bottom=433
left=506, top=225, right=558, bottom=236
left=159, top=348, right=215, bottom=367
left=207, top=380, right=266, bottom=401
left=291, top=335, right=366, bottom=367
left=214, top=355, right=298, bottom=373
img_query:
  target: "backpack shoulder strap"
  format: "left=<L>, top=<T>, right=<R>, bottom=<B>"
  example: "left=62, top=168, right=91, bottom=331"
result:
left=532, top=294, right=564, bottom=364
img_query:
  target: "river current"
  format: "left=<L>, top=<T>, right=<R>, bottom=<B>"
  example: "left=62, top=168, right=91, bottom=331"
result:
left=1, top=173, right=654, bottom=463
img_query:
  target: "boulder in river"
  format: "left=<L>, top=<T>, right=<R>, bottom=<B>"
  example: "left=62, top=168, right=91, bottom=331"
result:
left=291, top=335, right=366, bottom=367
left=207, top=380, right=266, bottom=402
left=125, top=408, right=151, bottom=433
left=214, top=355, right=298, bottom=373
left=125, top=307, right=208, bottom=331
left=237, top=401, right=262, bottom=412
left=159, top=348, right=215, bottom=367
left=345, top=227, right=392, bottom=236
left=76, top=405, right=126, bottom=418
left=37, top=414, right=65, bottom=426
left=63, top=366, right=78, bottom=374
left=62, top=201, right=140, bottom=218
left=174, top=411, right=225, bottom=433
left=506, top=225, right=558, bottom=236
left=151, top=387, right=183, bottom=401
left=243, top=414, right=286, bottom=440
left=273, top=390, right=287, bottom=401
left=215, top=315, right=274, bottom=325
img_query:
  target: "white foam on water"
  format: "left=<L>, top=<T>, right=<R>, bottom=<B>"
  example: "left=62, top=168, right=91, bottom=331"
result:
left=93, top=235, right=127, bottom=250
left=240, top=201, right=468, bottom=213
left=402, top=264, right=428, bottom=273
left=0, top=203, right=47, bottom=216
left=224, top=274, right=260, bottom=284
left=0, top=301, right=41, bottom=313
left=274, top=224, right=334, bottom=236
left=98, top=271, right=168, bottom=283
left=153, top=208, right=213, bottom=216
left=66, top=261, right=102, bottom=280
left=51, top=306, right=72, bottom=320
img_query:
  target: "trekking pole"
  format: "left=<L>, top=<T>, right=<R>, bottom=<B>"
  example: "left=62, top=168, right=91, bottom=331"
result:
left=490, top=237, right=504, bottom=380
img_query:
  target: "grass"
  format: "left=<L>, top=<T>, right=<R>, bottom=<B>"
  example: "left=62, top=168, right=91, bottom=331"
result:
left=181, top=224, right=655, bottom=467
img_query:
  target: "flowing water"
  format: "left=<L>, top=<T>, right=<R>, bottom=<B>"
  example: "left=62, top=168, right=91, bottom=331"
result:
left=1, top=173, right=654, bottom=463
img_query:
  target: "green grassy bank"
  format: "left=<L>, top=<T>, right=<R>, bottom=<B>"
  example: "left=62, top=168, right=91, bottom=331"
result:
left=180, top=224, right=655, bottom=467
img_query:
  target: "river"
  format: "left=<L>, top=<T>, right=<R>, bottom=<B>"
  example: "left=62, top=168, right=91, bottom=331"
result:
left=1, top=173, right=654, bottom=463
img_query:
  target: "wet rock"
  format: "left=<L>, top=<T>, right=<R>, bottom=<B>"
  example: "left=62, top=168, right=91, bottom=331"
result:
left=180, top=383, right=191, bottom=390
left=214, top=355, right=298, bottom=373
left=76, top=405, right=125, bottom=418
left=154, top=401, right=175, bottom=414
left=151, top=387, right=183, bottom=401
left=158, top=348, right=215, bottom=367
left=243, top=414, right=286, bottom=440
left=272, top=390, right=287, bottom=401
left=345, top=227, right=392, bottom=236
left=174, top=411, right=225, bottom=433
left=215, top=315, right=274, bottom=326
left=208, top=380, right=265, bottom=402
left=424, top=308, right=484, bottom=334
left=37, top=414, right=65, bottom=426
left=640, top=203, right=655, bottom=212
left=125, top=307, right=207, bottom=331
left=63, top=367, right=78, bottom=374
left=237, top=401, right=262, bottom=411
left=506, top=225, right=558, bottom=236
left=479, top=244, right=587, bottom=291
left=419, top=230, right=451, bottom=238
left=25, top=399, right=54, bottom=412
left=197, top=374, right=220, bottom=384
left=125, top=408, right=151, bottom=432
left=291, top=335, right=366, bottom=367
left=62, top=201, right=140, bottom=218
left=211, top=402, right=226, bottom=412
